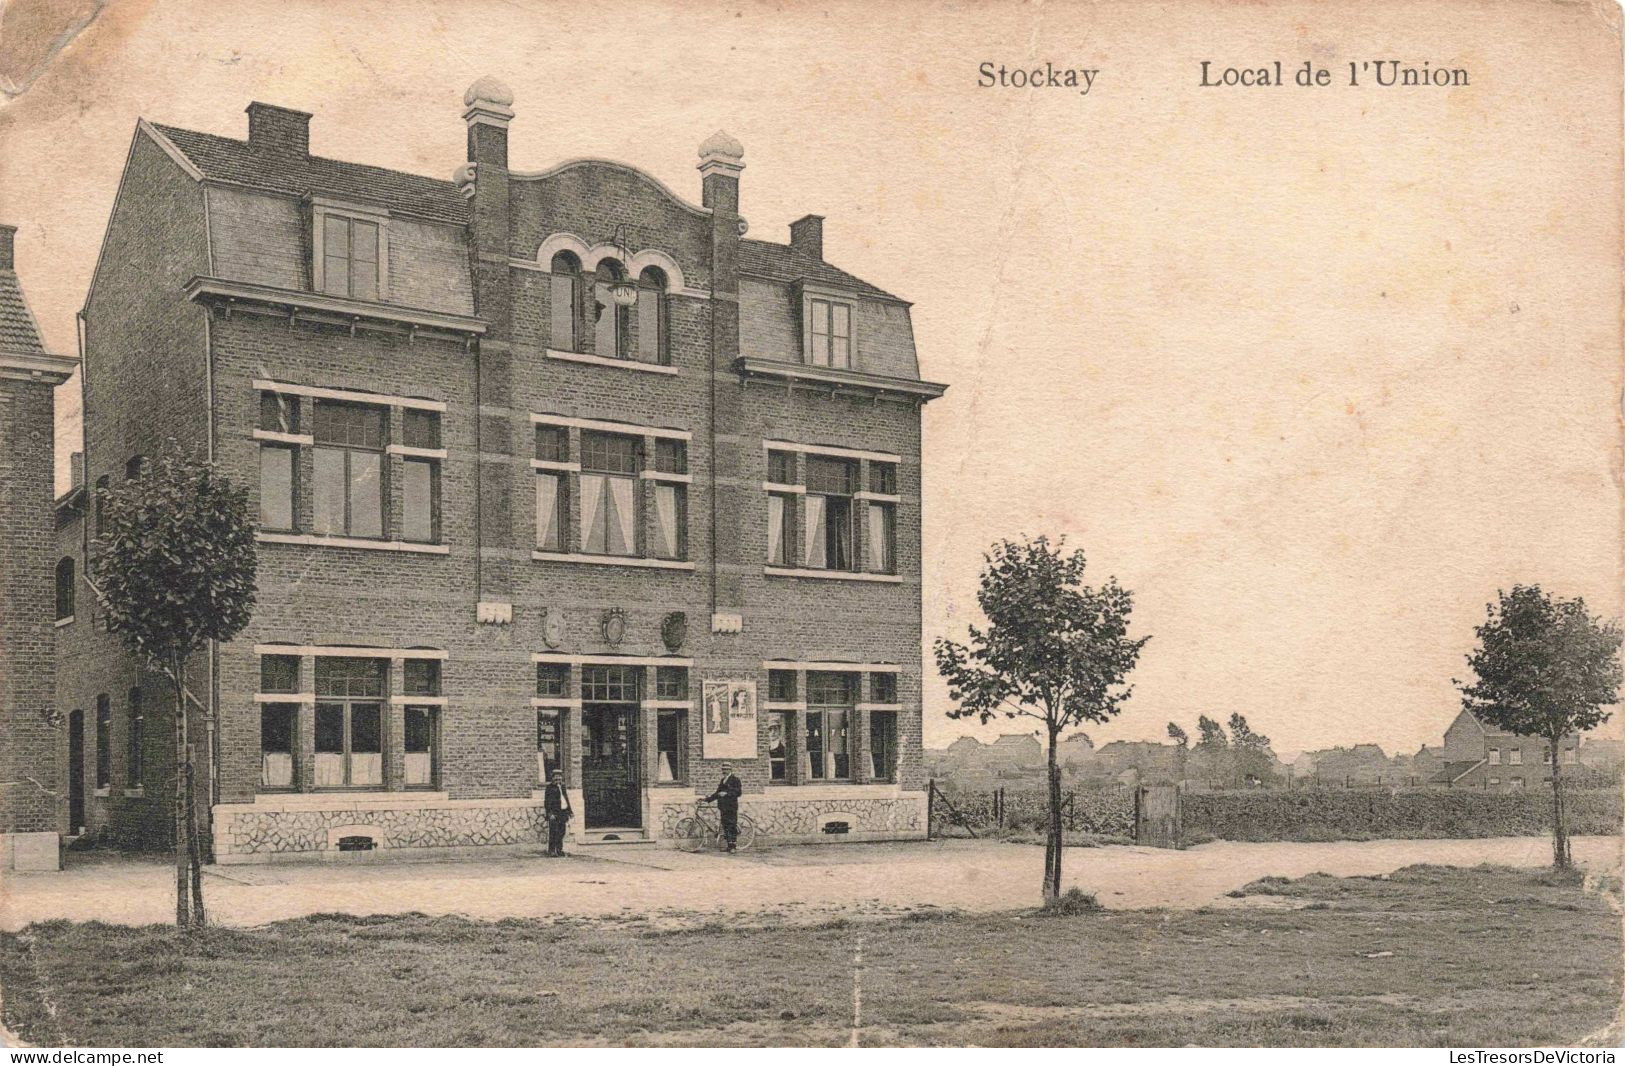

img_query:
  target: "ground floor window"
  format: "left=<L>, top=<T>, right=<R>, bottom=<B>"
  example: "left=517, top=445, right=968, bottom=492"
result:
left=870, top=710, right=897, bottom=783
left=656, top=710, right=688, bottom=783
left=95, top=695, right=111, bottom=790
left=807, top=672, right=855, bottom=780
left=314, top=657, right=385, bottom=788
left=769, top=710, right=794, bottom=782
left=537, top=711, right=561, bottom=784
left=261, top=703, right=297, bottom=789
left=404, top=706, right=438, bottom=788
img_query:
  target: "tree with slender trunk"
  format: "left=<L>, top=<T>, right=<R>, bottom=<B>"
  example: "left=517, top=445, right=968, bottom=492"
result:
left=89, top=447, right=257, bottom=928
left=935, top=537, right=1148, bottom=903
left=1167, top=722, right=1189, bottom=782
left=1457, top=585, right=1620, bottom=869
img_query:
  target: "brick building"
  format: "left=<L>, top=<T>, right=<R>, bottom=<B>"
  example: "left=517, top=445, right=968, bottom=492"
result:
left=1429, top=710, right=1579, bottom=791
left=0, top=225, right=77, bottom=871
left=50, top=79, right=945, bottom=863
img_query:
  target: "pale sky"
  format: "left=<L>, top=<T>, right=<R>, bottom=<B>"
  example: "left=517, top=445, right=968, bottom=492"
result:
left=2, top=0, right=1619, bottom=755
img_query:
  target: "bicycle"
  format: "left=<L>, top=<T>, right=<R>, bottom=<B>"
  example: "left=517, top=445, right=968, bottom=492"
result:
left=672, top=799, right=758, bottom=852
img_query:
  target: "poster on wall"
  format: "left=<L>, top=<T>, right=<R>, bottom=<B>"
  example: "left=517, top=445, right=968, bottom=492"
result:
left=701, top=680, right=758, bottom=760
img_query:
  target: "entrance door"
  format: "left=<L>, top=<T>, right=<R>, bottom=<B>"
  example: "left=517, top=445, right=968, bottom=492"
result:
left=68, top=709, right=85, bottom=833
left=582, top=704, right=641, bottom=828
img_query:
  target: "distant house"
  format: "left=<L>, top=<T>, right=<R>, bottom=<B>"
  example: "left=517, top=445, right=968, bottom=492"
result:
left=1429, top=710, right=1579, bottom=792
left=1087, top=740, right=1182, bottom=785
left=1056, top=732, right=1096, bottom=769
left=1307, top=744, right=1390, bottom=787
left=984, top=734, right=1043, bottom=773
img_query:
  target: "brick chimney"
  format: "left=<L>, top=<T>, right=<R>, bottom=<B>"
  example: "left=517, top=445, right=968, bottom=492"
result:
left=789, top=215, right=824, bottom=260
left=0, top=224, right=15, bottom=271
left=70, top=451, right=83, bottom=487
left=698, top=130, right=744, bottom=213
left=245, top=102, right=312, bottom=157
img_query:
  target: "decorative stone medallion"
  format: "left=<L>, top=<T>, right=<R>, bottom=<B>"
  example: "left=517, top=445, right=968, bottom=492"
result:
left=542, top=608, right=565, bottom=649
left=601, top=607, right=627, bottom=647
left=661, top=611, right=687, bottom=652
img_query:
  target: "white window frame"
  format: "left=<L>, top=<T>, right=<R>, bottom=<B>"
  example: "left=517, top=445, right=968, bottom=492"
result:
left=311, top=198, right=391, bottom=303
left=802, top=289, right=856, bottom=369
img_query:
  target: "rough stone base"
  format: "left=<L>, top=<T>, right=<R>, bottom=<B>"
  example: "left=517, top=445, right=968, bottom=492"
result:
left=654, top=789, right=928, bottom=844
left=1, top=831, right=62, bottom=871
left=212, top=795, right=547, bottom=863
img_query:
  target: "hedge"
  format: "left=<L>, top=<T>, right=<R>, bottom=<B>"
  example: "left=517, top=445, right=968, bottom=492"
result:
left=1182, top=787, right=1623, bottom=842
left=933, top=786, right=1135, bottom=836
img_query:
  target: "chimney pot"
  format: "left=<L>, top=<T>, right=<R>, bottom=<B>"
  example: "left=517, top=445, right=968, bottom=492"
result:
left=0, top=224, right=15, bottom=271
left=789, top=215, right=824, bottom=260
left=245, top=102, right=312, bottom=157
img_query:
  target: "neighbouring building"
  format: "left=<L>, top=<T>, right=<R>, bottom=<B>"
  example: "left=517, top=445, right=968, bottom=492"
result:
left=48, top=79, right=945, bottom=863
left=0, top=225, right=78, bottom=871
left=1430, top=710, right=1579, bottom=792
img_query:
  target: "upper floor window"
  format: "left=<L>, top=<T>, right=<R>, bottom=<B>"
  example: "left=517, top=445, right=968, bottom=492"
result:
left=804, top=456, right=856, bottom=571
left=549, top=252, right=582, bottom=352
left=124, top=455, right=146, bottom=480
left=580, top=431, right=639, bottom=556
left=55, top=556, right=75, bottom=621
left=320, top=215, right=381, bottom=301
left=650, top=440, right=688, bottom=561
left=806, top=296, right=853, bottom=369
left=636, top=267, right=668, bottom=365
left=400, top=410, right=442, bottom=545
left=591, top=260, right=630, bottom=360
left=312, top=400, right=385, bottom=539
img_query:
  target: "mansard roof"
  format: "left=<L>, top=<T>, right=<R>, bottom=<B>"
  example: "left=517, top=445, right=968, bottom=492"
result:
left=739, top=238, right=903, bottom=302
left=148, top=124, right=471, bottom=225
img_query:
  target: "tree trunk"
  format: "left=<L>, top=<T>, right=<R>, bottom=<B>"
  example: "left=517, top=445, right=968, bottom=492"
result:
left=185, top=744, right=207, bottom=926
left=1043, top=724, right=1063, bottom=903
left=1549, top=736, right=1570, bottom=869
left=171, top=660, right=191, bottom=929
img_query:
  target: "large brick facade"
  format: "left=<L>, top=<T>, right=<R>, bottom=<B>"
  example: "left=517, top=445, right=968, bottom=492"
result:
left=52, top=81, right=945, bottom=863
left=0, top=225, right=76, bottom=870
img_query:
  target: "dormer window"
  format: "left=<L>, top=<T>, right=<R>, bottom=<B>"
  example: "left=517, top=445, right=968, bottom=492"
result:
left=804, top=295, right=852, bottom=369
left=311, top=199, right=389, bottom=303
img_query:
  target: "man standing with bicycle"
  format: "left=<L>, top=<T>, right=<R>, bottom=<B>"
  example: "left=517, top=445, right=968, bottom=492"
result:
left=703, top=763, right=743, bottom=852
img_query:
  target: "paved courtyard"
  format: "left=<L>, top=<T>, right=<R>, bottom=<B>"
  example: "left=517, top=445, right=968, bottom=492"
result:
left=2, top=835, right=1618, bottom=931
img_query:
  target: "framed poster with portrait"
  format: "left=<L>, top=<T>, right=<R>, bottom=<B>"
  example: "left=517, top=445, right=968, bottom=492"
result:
left=701, top=680, right=758, bottom=760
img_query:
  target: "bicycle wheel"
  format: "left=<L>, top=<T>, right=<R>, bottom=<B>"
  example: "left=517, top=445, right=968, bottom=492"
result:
left=733, top=813, right=759, bottom=851
left=672, top=817, right=709, bottom=853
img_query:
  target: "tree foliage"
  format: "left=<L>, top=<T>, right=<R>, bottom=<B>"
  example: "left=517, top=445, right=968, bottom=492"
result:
left=90, top=447, right=257, bottom=927
left=1457, top=585, right=1621, bottom=868
left=1195, top=715, right=1227, bottom=749
left=934, top=536, right=1147, bottom=900
left=92, top=449, right=258, bottom=667
left=1166, top=722, right=1188, bottom=748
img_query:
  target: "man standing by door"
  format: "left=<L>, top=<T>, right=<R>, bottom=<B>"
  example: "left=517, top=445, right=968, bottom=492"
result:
left=544, top=774, right=572, bottom=857
left=704, top=763, right=743, bottom=852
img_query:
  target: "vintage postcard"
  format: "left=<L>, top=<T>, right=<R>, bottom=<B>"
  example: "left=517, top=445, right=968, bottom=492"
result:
left=0, top=0, right=1621, bottom=1053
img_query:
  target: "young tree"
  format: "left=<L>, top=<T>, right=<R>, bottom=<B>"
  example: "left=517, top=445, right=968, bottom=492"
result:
left=1457, top=585, right=1620, bottom=869
left=1192, top=714, right=1230, bottom=786
left=935, top=537, right=1148, bottom=902
left=90, top=447, right=257, bottom=927
left=1166, top=722, right=1189, bottom=783
left=1227, top=713, right=1273, bottom=786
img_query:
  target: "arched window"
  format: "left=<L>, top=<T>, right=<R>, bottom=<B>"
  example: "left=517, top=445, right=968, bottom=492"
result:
left=591, top=260, right=629, bottom=360
left=636, top=266, right=668, bottom=365
left=548, top=252, right=581, bottom=352
left=55, top=557, right=75, bottom=621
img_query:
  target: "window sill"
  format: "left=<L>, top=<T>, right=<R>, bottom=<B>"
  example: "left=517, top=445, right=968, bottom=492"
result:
left=93, top=787, right=111, bottom=798
left=257, top=532, right=451, bottom=555
left=123, top=788, right=145, bottom=799
left=532, top=551, right=695, bottom=571
left=386, top=444, right=448, bottom=460
left=545, top=349, right=679, bottom=376
left=253, top=428, right=314, bottom=446
left=764, top=567, right=903, bottom=584
left=54, top=616, right=74, bottom=628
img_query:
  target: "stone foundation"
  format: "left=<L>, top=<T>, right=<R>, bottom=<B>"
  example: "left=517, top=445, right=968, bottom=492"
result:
left=212, top=793, right=548, bottom=863
left=654, top=786, right=927, bottom=843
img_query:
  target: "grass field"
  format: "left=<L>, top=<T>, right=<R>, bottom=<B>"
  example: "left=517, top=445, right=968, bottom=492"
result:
left=2, top=864, right=1618, bottom=1047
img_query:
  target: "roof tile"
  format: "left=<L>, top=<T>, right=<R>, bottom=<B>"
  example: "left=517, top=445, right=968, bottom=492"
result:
left=150, top=124, right=469, bottom=225
left=0, top=271, right=46, bottom=354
